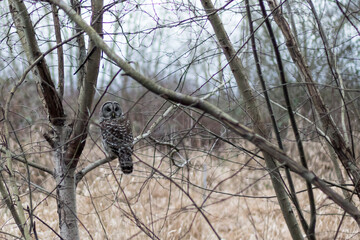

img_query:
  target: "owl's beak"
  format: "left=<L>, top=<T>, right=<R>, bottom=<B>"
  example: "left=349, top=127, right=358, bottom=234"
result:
left=112, top=112, right=115, bottom=118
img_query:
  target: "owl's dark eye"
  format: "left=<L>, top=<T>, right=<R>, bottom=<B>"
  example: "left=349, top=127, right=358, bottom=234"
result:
left=105, top=107, right=111, bottom=112
left=114, top=106, right=119, bottom=112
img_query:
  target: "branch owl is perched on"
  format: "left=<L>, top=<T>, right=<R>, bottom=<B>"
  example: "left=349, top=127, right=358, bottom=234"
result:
left=100, top=101, right=133, bottom=174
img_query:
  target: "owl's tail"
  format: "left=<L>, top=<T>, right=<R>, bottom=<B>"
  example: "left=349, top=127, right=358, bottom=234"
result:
left=119, top=154, right=133, bottom=174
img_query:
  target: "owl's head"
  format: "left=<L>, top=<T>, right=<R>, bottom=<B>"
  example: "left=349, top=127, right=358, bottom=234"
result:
left=100, top=101, right=123, bottom=120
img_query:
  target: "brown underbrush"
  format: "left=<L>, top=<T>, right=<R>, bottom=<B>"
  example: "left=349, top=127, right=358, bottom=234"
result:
left=0, top=139, right=359, bottom=239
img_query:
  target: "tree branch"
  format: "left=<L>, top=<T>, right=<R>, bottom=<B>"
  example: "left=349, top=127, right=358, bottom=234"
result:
left=0, top=146, right=53, bottom=175
left=259, top=1, right=316, bottom=238
left=9, top=0, right=65, bottom=126
left=51, top=4, right=65, bottom=99
left=64, top=0, right=104, bottom=167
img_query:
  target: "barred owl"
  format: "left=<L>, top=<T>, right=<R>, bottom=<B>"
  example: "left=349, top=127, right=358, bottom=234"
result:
left=100, top=101, right=133, bottom=174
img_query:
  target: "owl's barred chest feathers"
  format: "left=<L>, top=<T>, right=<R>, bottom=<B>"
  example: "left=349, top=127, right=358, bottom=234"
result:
left=100, top=117, right=133, bottom=149
left=100, top=101, right=134, bottom=174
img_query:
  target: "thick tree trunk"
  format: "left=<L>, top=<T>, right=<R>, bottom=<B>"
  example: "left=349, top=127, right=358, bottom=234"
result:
left=49, top=124, right=79, bottom=239
left=55, top=162, right=78, bottom=239
left=9, top=0, right=102, bottom=238
left=54, top=1, right=103, bottom=238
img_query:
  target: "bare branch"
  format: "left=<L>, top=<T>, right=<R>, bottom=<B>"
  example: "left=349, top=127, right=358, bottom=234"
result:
left=64, top=0, right=104, bottom=166
left=246, top=0, right=309, bottom=237
left=51, top=4, right=65, bottom=98
left=9, top=0, right=65, bottom=126
left=258, top=1, right=316, bottom=237
left=75, top=156, right=114, bottom=185
left=0, top=146, right=53, bottom=175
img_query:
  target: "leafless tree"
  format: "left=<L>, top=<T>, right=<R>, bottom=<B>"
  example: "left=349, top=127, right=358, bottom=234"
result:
left=1, top=0, right=360, bottom=239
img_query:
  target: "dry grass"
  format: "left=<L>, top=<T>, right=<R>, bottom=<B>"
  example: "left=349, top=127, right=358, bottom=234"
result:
left=0, top=139, right=359, bottom=239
